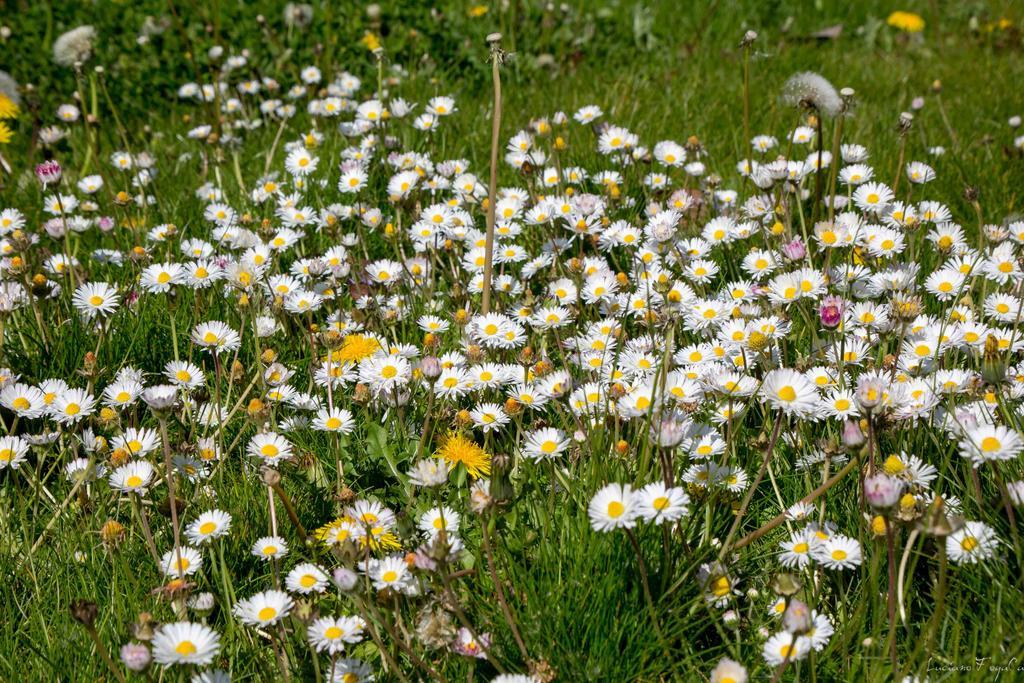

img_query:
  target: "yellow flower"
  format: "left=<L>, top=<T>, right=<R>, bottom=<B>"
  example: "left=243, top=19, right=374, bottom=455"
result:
left=0, top=94, right=18, bottom=120
left=335, top=334, right=381, bottom=364
left=468, top=5, right=488, bottom=17
left=361, top=31, right=381, bottom=51
left=436, top=432, right=491, bottom=479
left=887, top=11, right=925, bottom=33
left=0, top=121, right=11, bottom=145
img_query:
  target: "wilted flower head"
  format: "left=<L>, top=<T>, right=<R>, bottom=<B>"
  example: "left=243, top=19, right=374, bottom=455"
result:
left=283, top=3, right=314, bottom=28
left=781, top=71, right=842, bottom=118
left=53, top=25, right=97, bottom=66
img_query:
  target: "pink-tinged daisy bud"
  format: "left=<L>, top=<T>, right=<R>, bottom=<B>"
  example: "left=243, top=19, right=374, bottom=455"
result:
left=841, top=419, right=866, bottom=448
left=911, top=96, right=925, bottom=111
left=419, top=356, right=442, bottom=380
left=780, top=237, right=806, bottom=261
left=864, top=473, right=903, bottom=509
left=331, top=567, right=358, bottom=592
left=819, top=296, right=845, bottom=329
left=782, top=598, right=812, bottom=634
left=120, top=642, right=151, bottom=672
left=35, top=159, right=62, bottom=186
left=98, top=215, right=115, bottom=232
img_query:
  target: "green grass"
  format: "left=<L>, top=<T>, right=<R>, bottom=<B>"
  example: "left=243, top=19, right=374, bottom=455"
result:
left=1, top=1, right=1024, bottom=682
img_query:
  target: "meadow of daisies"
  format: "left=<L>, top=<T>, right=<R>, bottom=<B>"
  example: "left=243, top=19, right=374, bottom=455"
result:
left=1, top=2, right=1024, bottom=682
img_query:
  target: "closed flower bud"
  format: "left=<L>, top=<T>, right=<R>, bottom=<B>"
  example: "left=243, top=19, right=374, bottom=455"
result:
left=419, top=356, right=442, bottom=379
left=333, top=566, right=359, bottom=591
left=120, top=643, right=151, bottom=672
left=863, top=473, right=903, bottom=509
left=782, top=598, right=812, bottom=634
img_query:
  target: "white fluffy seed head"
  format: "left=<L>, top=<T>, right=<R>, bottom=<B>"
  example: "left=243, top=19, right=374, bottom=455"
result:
left=781, top=71, right=842, bottom=118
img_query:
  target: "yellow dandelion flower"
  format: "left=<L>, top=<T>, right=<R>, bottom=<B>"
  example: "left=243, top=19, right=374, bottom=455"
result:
left=335, top=334, right=380, bottom=363
left=436, top=432, right=491, bottom=479
left=887, top=11, right=925, bottom=33
left=361, top=31, right=381, bottom=51
left=0, top=95, right=18, bottom=120
left=0, top=121, right=11, bottom=145
left=468, top=5, right=488, bottom=17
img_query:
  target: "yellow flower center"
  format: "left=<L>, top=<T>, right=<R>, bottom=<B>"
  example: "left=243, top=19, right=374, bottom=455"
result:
left=981, top=436, right=1001, bottom=452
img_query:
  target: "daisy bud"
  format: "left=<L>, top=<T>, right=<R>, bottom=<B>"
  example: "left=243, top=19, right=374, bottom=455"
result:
left=818, top=295, right=845, bottom=329
left=332, top=567, right=358, bottom=592
left=780, top=237, right=806, bottom=261
left=142, top=384, right=178, bottom=412
left=782, top=598, right=812, bottom=634
left=419, top=356, right=442, bottom=379
left=721, top=610, right=740, bottom=627
left=120, top=643, right=151, bottom=672
left=981, top=334, right=1008, bottom=385
left=911, top=96, right=925, bottom=111
left=189, top=592, right=215, bottom=613
left=1010, top=115, right=1022, bottom=128
left=35, top=159, right=62, bottom=186
left=863, top=473, right=903, bottom=509
left=653, top=413, right=689, bottom=448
